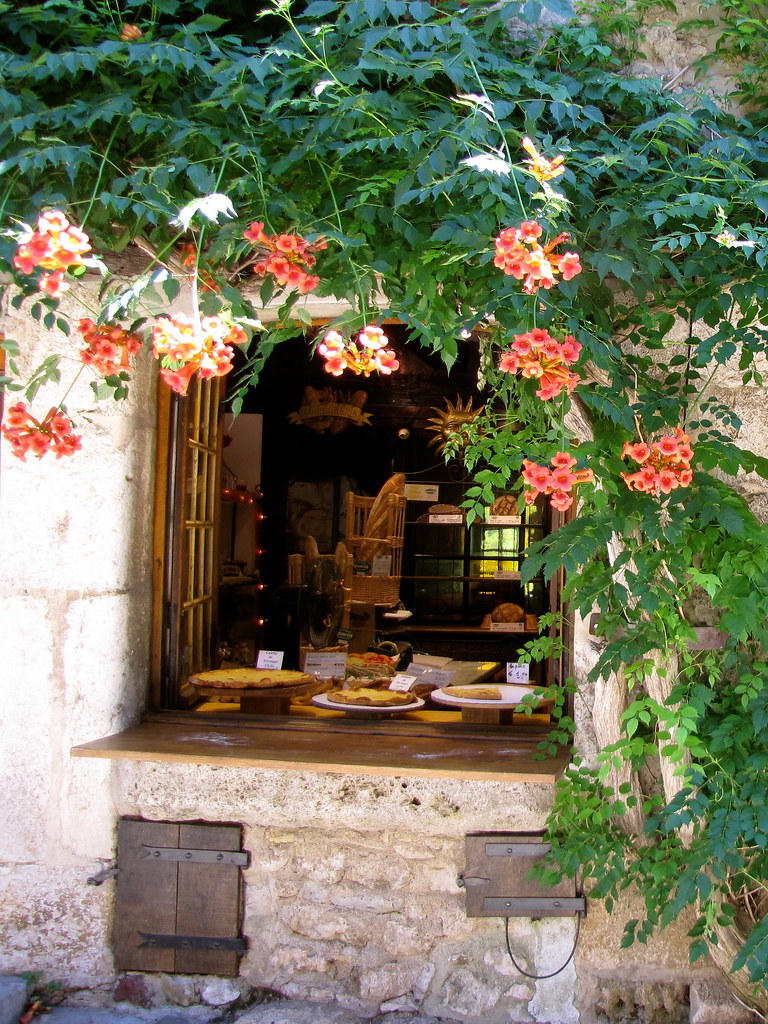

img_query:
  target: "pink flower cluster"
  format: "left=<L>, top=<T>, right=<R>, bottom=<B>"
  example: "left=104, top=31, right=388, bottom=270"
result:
left=521, top=451, right=594, bottom=512
left=318, top=326, right=400, bottom=377
left=13, top=210, right=92, bottom=297
left=494, top=220, right=582, bottom=294
left=1, top=402, right=82, bottom=461
left=150, top=313, right=248, bottom=395
left=621, top=429, right=694, bottom=495
left=243, top=222, right=326, bottom=294
left=78, top=318, right=143, bottom=376
left=499, top=327, right=581, bottom=400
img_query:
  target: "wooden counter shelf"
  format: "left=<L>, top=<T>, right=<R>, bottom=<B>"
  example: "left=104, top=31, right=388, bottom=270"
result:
left=71, top=711, right=570, bottom=784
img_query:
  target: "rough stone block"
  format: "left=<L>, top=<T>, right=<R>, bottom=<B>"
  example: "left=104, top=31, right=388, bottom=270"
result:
left=237, top=999, right=360, bottom=1023
left=0, top=975, right=30, bottom=1024
left=356, top=961, right=434, bottom=1005
left=199, top=977, right=244, bottom=1006
left=689, top=979, right=756, bottom=1024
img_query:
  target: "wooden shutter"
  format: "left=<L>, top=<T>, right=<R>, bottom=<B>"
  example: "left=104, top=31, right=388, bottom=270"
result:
left=113, top=818, right=247, bottom=975
left=151, top=378, right=223, bottom=708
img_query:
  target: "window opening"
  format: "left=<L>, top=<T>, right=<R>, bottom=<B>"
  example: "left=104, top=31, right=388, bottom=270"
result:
left=151, top=330, right=571, bottom=734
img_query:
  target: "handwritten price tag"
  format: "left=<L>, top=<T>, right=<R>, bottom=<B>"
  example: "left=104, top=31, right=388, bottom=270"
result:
left=257, top=650, right=284, bottom=670
left=389, top=673, right=418, bottom=692
left=507, top=662, right=530, bottom=685
left=371, top=555, right=393, bottom=576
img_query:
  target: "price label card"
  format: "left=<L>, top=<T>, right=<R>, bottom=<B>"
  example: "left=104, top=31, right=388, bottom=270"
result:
left=371, top=555, right=393, bottom=577
left=303, top=652, right=347, bottom=679
left=422, top=668, right=456, bottom=687
left=406, top=663, right=429, bottom=677
left=490, top=621, right=525, bottom=632
left=493, top=570, right=521, bottom=580
left=404, top=483, right=439, bottom=501
left=429, top=514, right=464, bottom=524
left=507, top=662, right=530, bottom=685
left=486, top=514, right=522, bottom=525
left=411, top=653, right=452, bottom=668
left=389, top=673, right=418, bottom=692
left=256, top=650, right=284, bottom=670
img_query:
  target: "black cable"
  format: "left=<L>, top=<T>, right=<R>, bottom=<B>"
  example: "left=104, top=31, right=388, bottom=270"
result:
left=504, top=913, right=582, bottom=980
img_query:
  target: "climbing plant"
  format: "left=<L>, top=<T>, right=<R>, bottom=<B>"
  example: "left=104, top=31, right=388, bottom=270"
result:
left=4, top=0, right=768, bottom=1007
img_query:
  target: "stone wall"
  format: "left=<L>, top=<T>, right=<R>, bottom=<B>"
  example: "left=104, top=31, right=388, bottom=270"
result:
left=0, top=289, right=754, bottom=1023
left=0, top=277, right=157, bottom=986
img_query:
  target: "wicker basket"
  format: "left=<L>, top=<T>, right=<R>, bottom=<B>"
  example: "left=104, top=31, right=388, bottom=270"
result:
left=346, top=492, right=406, bottom=606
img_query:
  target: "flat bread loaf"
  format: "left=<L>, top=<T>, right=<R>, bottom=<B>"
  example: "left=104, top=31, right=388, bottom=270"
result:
left=189, top=668, right=315, bottom=690
left=326, top=687, right=413, bottom=707
left=491, top=603, right=525, bottom=623
left=442, top=686, right=502, bottom=701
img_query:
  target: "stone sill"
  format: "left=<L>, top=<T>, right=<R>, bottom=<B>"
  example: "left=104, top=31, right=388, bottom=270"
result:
left=71, top=712, right=570, bottom=784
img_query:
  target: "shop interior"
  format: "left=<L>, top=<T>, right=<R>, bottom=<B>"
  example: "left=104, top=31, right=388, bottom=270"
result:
left=193, top=327, right=559, bottom=725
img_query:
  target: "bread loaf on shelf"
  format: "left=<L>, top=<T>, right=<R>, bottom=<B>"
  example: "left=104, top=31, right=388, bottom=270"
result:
left=358, top=473, right=406, bottom=561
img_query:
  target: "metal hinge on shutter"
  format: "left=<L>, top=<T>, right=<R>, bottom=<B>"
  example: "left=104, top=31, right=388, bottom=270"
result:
left=113, top=819, right=248, bottom=976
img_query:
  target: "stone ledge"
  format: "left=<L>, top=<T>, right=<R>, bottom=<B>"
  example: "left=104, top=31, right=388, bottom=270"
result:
left=689, top=979, right=756, bottom=1024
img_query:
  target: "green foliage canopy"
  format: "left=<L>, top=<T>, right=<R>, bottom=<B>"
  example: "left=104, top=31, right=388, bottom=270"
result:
left=5, top=0, right=768, bottom=998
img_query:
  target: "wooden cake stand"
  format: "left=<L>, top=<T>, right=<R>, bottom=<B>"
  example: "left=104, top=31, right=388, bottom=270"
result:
left=192, top=678, right=321, bottom=715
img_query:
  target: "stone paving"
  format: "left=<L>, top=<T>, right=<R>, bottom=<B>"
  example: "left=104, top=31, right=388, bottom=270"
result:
left=0, top=976, right=464, bottom=1024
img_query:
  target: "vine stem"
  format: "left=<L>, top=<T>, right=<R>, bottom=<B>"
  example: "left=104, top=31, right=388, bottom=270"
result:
left=316, top=160, right=371, bottom=331
left=79, top=119, right=125, bottom=231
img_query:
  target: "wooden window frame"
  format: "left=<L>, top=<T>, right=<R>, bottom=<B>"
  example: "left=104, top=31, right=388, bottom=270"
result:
left=73, top=370, right=574, bottom=785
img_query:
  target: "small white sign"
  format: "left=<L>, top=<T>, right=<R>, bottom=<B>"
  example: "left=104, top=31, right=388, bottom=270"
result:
left=389, top=673, right=418, bottom=692
left=405, top=483, right=439, bottom=501
left=256, top=650, right=284, bottom=670
left=371, top=555, right=393, bottom=576
left=490, top=621, right=525, bottom=632
left=303, top=652, right=347, bottom=679
left=405, top=665, right=455, bottom=686
left=424, top=668, right=456, bottom=687
left=507, top=662, right=530, bottom=685
left=411, top=653, right=452, bottom=667
left=429, top=514, right=464, bottom=524
left=486, top=514, right=522, bottom=525
left=493, top=570, right=522, bottom=580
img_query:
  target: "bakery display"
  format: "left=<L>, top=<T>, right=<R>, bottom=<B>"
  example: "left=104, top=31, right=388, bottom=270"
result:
left=189, top=668, right=315, bottom=690
left=442, top=686, right=502, bottom=701
left=325, top=687, right=415, bottom=707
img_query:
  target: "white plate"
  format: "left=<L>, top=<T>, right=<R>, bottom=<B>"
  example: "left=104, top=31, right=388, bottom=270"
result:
left=312, top=692, right=425, bottom=715
left=431, top=684, right=541, bottom=708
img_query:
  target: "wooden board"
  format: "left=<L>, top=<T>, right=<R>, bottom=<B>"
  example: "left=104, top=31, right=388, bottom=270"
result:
left=192, top=677, right=322, bottom=715
left=175, top=823, right=242, bottom=976
left=113, top=819, right=178, bottom=974
left=72, top=714, right=570, bottom=784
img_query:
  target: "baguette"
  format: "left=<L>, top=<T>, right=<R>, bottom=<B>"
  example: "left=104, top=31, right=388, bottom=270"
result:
left=358, top=473, right=405, bottom=561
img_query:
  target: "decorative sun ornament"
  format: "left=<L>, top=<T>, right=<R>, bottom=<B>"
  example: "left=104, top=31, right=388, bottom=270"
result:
left=425, top=396, right=484, bottom=454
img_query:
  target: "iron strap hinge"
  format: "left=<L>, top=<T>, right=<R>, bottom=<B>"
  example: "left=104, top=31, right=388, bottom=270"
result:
left=141, top=846, right=249, bottom=866
left=138, top=932, right=247, bottom=952
left=483, top=896, right=586, bottom=916
left=485, top=842, right=551, bottom=857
